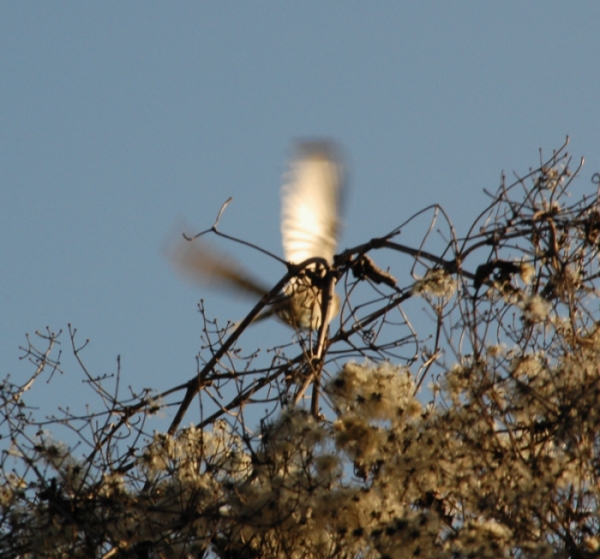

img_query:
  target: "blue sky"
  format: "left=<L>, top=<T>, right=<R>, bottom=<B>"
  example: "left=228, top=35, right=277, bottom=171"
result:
left=2, top=3, right=599, bottom=429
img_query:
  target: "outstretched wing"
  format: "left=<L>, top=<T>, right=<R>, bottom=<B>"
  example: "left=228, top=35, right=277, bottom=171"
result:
left=281, top=141, right=344, bottom=266
left=166, top=233, right=269, bottom=299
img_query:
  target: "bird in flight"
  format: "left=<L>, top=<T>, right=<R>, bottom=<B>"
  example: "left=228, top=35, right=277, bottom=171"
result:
left=168, top=141, right=344, bottom=330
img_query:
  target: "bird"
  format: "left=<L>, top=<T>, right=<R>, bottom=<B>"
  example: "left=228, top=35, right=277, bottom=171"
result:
left=167, top=141, right=344, bottom=330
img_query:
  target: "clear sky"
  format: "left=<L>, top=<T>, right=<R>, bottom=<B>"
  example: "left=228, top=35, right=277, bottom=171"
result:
left=2, top=3, right=599, bottom=428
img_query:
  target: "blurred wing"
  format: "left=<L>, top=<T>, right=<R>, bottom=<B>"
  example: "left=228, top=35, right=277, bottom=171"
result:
left=281, top=141, right=343, bottom=265
left=166, top=232, right=269, bottom=299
